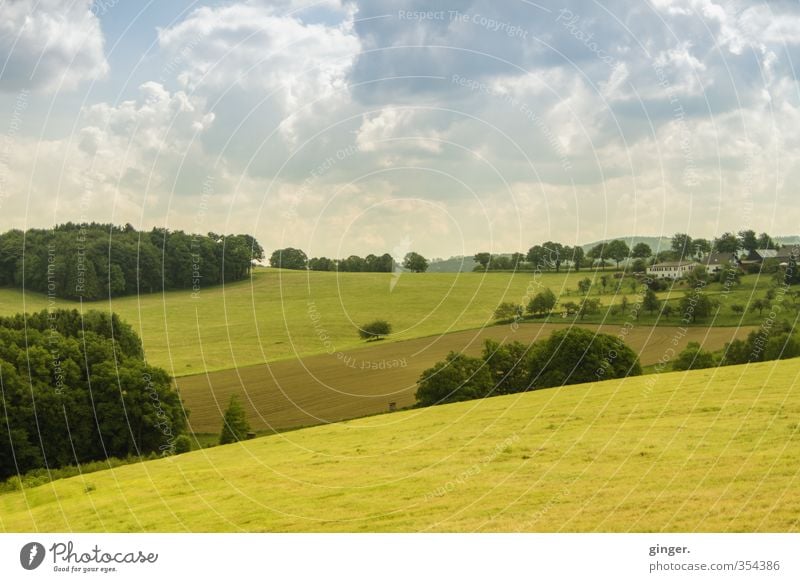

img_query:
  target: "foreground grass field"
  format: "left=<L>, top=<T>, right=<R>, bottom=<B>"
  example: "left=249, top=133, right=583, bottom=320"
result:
left=178, top=321, right=757, bottom=433
left=2, top=357, right=797, bottom=532
left=0, top=269, right=781, bottom=377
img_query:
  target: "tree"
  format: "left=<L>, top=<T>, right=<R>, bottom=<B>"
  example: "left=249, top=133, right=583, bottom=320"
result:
left=568, top=246, right=585, bottom=271
left=731, top=304, right=745, bottom=315
left=494, top=302, right=523, bottom=321
left=587, top=243, right=606, bottom=269
left=672, top=342, right=715, bottom=371
left=269, top=247, right=307, bottom=270
left=599, top=274, right=610, bottom=294
left=510, top=252, right=526, bottom=270
left=693, top=238, right=712, bottom=257
left=679, top=291, right=718, bottom=322
left=713, top=232, right=740, bottom=254
left=757, top=232, right=777, bottom=250
left=414, top=353, right=493, bottom=406
left=738, top=229, right=759, bottom=253
left=474, top=252, right=492, bottom=270
left=219, top=395, right=251, bottom=445
left=643, top=288, right=660, bottom=314
left=620, top=295, right=629, bottom=313
left=632, top=242, right=652, bottom=259
left=763, top=332, right=800, bottom=360
left=662, top=303, right=675, bottom=319
left=482, top=339, right=532, bottom=395
left=542, top=241, right=564, bottom=272
left=577, top=277, right=592, bottom=295
left=358, top=320, right=392, bottom=340
left=527, top=289, right=557, bottom=316
left=751, top=298, right=770, bottom=316
left=577, top=297, right=602, bottom=320
left=716, top=262, right=741, bottom=287
left=605, top=239, right=630, bottom=269
left=403, top=252, right=429, bottom=273
left=528, top=328, right=641, bottom=389
left=671, top=233, right=694, bottom=259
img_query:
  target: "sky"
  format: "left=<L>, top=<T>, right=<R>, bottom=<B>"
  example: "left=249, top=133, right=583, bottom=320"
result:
left=0, top=0, right=798, bottom=258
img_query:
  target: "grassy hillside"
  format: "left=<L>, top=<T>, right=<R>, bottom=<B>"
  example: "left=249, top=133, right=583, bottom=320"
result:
left=178, top=321, right=756, bottom=433
left=0, top=269, right=780, bottom=377
left=2, top=358, right=797, bottom=532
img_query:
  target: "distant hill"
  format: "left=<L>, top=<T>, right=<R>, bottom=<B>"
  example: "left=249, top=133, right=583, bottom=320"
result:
left=428, top=255, right=477, bottom=272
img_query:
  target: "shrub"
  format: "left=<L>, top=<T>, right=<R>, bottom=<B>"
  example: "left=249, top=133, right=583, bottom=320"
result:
left=527, top=289, right=557, bottom=316
left=358, top=319, right=392, bottom=340
left=174, top=435, right=193, bottom=454
left=672, top=342, right=716, bottom=371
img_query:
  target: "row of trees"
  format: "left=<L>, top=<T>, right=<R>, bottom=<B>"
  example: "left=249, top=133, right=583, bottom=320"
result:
left=0, top=309, right=187, bottom=480
left=270, top=248, right=430, bottom=273
left=672, top=320, right=799, bottom=372
left=415, top=328, right=642, bottom=406
left=474, top=230, right=787, bottom=273
left=0, top=224, right=264, bottom=301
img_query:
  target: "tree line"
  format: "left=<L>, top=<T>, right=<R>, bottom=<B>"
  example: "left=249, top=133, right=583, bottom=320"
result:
left=0, top=224, right=264, bottom=301
left=415, top=328, right=641, bottom=407
left=0, top=309, right=187, bottom=480
left=270, top=247, right=430, bottom=273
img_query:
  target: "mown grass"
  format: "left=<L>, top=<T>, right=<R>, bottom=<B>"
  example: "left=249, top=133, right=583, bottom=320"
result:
left=0, top=269, right=786, bottom=377
left=1, top=357, right=797, bottom=532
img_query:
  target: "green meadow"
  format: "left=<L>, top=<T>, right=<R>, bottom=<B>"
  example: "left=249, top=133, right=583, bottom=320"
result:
left=1, top=357, right=797, bottom=532
left=0, top=268, right=784, bottom=377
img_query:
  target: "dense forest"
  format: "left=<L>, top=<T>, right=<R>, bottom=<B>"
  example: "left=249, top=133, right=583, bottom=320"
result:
left=0, top=309, right=187, bottom=480
left=0, top=224, right=264, bottom=301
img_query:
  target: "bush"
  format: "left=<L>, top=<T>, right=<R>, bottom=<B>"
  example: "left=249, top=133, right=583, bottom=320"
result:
left=174, top=435, right=193, bottom=454
left=358, top=319, right=392, bottom=340
left=673, top=342, right=716, bottom=371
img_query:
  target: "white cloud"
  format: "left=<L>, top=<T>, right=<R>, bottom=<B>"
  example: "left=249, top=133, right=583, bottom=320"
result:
left=0, top=0, right=108, bottom=92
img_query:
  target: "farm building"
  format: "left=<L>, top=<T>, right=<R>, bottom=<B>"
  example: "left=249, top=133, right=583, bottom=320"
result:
left=646, top=260, right=698, bottom=279
left=702, top=252, right=739, bottom=274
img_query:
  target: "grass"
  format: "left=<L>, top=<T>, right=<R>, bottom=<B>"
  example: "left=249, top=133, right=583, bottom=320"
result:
left=1, top=357, right=798, bottom=532
left=0, top=269, right=787, bottom=377
left=177, top=320, right=757, bottom=433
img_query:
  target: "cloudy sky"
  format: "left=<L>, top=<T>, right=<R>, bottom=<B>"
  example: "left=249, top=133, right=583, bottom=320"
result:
left=0, top=0, right=797, bottom=258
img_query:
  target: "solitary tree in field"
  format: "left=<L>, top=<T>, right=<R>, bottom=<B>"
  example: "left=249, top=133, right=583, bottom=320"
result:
left=577, top=277, right=592, bottom=295
left=403, top=252, right=429, bottom=273
left=359, top=320, right=392, bottom=340
left=219, top=395, right=251, bottom=445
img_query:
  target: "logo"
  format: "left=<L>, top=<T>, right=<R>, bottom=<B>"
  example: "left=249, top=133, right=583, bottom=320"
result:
left=20, top=542, right=46, bottom=570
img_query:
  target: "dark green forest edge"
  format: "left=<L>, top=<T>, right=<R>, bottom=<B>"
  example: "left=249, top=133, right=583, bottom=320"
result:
left=0, top=223, right=264, bottom=300
left=0, top=310, right=187, bottom=482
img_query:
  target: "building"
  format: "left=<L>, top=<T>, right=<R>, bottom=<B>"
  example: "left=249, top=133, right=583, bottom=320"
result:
left=646, top=260, right=698, bottom=280
left=702, top=252, right=739, bottom=275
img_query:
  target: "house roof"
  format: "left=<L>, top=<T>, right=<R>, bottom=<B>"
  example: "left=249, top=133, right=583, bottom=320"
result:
left=703, top=252, right=736, bottom=265
left=753, top=249, right=778, bottom=259
left=776, top=246, right=799, bottom=260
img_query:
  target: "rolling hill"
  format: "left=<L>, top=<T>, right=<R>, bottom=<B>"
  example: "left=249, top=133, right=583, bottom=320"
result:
left=1, top=357, right=797, bottom=532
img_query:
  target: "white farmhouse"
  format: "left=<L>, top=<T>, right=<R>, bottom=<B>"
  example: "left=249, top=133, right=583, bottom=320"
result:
left=646, top=260, right=698, bottom=279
